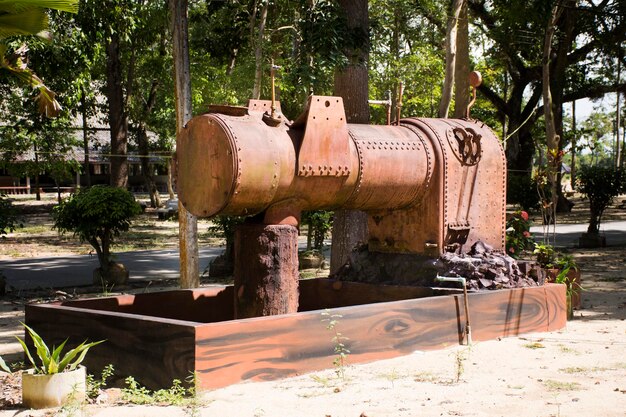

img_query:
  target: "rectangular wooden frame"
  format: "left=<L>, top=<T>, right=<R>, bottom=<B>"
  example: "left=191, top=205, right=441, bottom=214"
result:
left=25, top=280, right=566, bottom=389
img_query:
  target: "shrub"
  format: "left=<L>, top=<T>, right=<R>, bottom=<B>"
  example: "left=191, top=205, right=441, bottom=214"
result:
left=53, top=186, right=142, bottom=273
left=0, top=194, right=19, bottom=236
left=302, top=210, right=333, bottom=250
left=575, top=165, right=625, bottom=235
left=505, top=210, right=534, bottom=258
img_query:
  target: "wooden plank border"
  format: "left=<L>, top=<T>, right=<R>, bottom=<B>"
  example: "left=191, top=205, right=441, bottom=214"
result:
left=25, top=281, right=565, bottom=390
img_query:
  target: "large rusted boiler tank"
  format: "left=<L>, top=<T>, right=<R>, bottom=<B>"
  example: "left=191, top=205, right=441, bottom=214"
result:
left=177, top=96, right=506, bottom=256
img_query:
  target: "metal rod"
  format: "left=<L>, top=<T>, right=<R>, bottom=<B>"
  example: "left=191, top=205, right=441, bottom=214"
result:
left=396, top=81, right=404, bottom=124
left=368, top=90, right=393, bottom=125
left=435, top=275, right=472, bottom=345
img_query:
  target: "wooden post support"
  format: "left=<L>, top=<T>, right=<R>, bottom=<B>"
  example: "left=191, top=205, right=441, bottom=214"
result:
left=170, top=0, right=199, bottom=289
left=234, top=224, right=299, bottom=319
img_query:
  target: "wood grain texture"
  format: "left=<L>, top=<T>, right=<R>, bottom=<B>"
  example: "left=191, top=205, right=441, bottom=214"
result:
left=25, top=281, right=565, bottom=390
left=26, top=304, right=197, bottom=390
left=195, top=284, right=566, bottom=389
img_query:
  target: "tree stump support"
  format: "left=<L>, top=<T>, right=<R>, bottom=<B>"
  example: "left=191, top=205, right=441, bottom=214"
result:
left=234, top=224, right=299, bottom=319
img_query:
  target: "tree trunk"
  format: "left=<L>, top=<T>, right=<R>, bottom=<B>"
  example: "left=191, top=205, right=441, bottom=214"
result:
left=167, top=159, right=175, bottom=199
left=34, top=143, right=40, bottom=201
left=106, top=33, right=129, bottom=188
left=571, top=100, right=576, bottom=190
left=438, top=0, right=464, bottom=118
left=171, top=0, right=199, bottom=289
left=330, top=0, right=369, bottom=274
left=138, top=80, right=162, bottom=208
left=542, top=5, right=560, bottom=226
left=252, top=1, right=269, bottom=99
left=81, top=90, right=91, bottom=187
left=453, top=0, right=470, bottom=119
left=234, top=224, right=299, bottom=319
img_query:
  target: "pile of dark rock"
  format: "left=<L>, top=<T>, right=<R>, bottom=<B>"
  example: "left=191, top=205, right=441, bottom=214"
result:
left=333, top=241, right=543, bottom=290
left=433, top=241, right=543, bottom=290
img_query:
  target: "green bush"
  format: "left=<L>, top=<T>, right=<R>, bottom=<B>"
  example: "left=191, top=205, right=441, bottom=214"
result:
left=53, top=186, right=142, bottom=272
left=302, top=210, right=333, bottom=250
left=575, top=165, right=625, bottom=235
left=505, top=210, right=534, bottom=258
left=0, top=194, right=19, bottom=236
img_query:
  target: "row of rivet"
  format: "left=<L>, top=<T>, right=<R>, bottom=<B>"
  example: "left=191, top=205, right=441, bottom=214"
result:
left=298, top=164, right=350, bottom=177
left=399, top=122, right=435, bottom=206
left=361, top=140, right=419, bottom=152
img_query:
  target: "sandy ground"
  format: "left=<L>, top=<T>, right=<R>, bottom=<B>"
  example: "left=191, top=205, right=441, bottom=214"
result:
left=1, top=248, right=625, bottom=417
left=1, top=194, right=626, bottom=416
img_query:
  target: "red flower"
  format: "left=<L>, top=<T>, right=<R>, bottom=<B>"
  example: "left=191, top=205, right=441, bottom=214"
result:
left=508, top=247, right=515, bottom=253
left=523, top=231, right=531, bottom=237
left=520, top=211, right=529, bottom=221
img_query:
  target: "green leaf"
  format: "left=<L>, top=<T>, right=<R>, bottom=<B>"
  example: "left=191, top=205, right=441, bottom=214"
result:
left=58, top=339, right=104, bottom=372
left=23, top=323, right=51, bottom=371
left=15, top=336, right=39, bottom=373
left=0, top=355, right=11, bottom=373
left=0, top=9, right=48, bottom=39
left=0, top=0, right=79, bottom=14
left=50, top=339, right=68, bottom=363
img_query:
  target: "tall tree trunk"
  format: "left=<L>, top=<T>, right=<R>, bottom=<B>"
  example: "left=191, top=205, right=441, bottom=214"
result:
left=171, top=0, right=199, bottom=289
left=81, top=89, right=91, bottom=187
left=106, top=33, right=129, bottom=188
left=542, top=2, right=564, bottom=226
left=252, top=1, right=269, bottom=99
left=138, top=79, right=161, bottom=208
left=34, top=143, right=40, bottom=201
left=453, top=0, right=470, bottom=119
left=330, top=0, right=369, bottom=274
left=438, top=0, right=464, bottom=118
left=571, top=100, right=576, bottom=190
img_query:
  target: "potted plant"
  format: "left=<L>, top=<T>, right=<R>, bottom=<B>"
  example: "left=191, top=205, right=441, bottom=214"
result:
left=15, top=323, right=103, bottom=409
left=53, top=186, right=142, bottom=286
left=553, top=255, right=582, bottom=317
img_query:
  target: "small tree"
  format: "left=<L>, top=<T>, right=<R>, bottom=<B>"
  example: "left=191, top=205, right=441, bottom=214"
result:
left=53, top=186, right=142, bottom=285
left=576, top=165, right=625, bottom=236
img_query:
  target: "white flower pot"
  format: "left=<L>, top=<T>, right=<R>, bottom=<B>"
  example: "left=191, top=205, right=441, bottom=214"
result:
left=22, top=366, right=86, bottom=409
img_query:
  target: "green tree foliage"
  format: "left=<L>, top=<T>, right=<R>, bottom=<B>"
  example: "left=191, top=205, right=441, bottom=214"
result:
left=576, top=165, right=625, bottom=235
left=53, top=185, right=142, bottom=271
left=302, top=210, right=332, bottom=250
left=370, top=0, right=444, bottom=121
left=0, top=193, right=18, bottom=235
left=467, top=0, right=625, bottom=175
left=0, top=0, right=78, bottom=116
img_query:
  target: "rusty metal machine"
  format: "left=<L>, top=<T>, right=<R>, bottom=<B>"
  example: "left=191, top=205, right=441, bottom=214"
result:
left=177, top=96, right=506, bottom=257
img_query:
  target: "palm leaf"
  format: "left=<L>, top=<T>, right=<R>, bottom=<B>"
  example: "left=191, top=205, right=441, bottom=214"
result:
left=15, top=336, right=39, bottom=373
left=0, top=9, right=47, bottom=39
left=0, top=0, right=78, bottom=14
left=0, top=355, right=12, bottom=373
left=23, top=323, right=51, bottom=371
left=58, top=339, right=104, bottom=372
left=50, top=339, right=68, bottom=363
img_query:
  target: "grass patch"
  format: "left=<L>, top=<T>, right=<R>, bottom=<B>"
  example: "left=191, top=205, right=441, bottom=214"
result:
left=557, top=344, right=579, bottom=354
left=523, top=342, right=545, bottom=349
left=414, top=372, right=439, bottom=383
left=542, top=379, right=581, bottom=391
left=16, top=225, right=52, bottom=234
left=559, top=366, right=587, bottom=374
